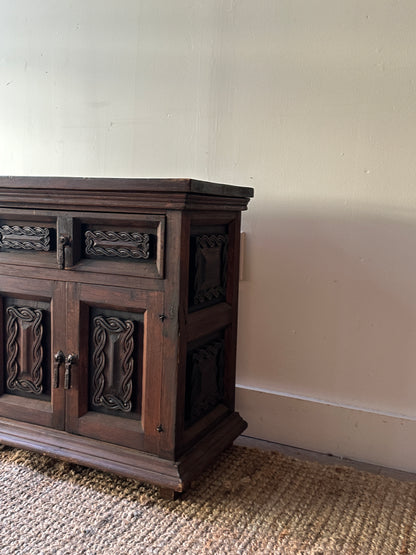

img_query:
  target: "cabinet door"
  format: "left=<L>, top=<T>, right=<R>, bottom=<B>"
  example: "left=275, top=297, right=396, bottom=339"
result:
left=0, top=275, right=66, bottom=429
left=65, top=282, right=164, bottom=453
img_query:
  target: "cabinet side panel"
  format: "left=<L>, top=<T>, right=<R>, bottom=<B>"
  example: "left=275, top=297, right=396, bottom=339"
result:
left=223, top=214, right=242, bottom=410
left=185, top=332, right=226, bottom=428
left=188, top=229, right=228, bottom=312
left=176, top=213, right=243, bottom=455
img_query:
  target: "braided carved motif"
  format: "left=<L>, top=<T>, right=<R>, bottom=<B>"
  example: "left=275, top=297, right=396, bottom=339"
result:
left=6, top=306, right=44, bottom=395
left=85, top=230, right=149, bottom=259
left=0, top=225, right=50, bottom=251
left=91, top=315, right=135, bottom=412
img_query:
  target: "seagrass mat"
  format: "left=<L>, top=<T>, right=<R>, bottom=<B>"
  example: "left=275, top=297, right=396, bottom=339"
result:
left=0, top=444, right=415, bottom=554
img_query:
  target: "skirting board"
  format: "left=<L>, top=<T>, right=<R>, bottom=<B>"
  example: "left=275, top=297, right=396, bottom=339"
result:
left=236, top=385, right=416, bottom=473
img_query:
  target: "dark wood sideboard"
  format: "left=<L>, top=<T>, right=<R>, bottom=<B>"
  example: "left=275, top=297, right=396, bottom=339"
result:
left=0, top=177, right=253, bottom=497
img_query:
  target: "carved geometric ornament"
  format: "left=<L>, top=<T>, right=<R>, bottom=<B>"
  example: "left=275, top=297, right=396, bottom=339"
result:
left=192, top=234, right=228, bottom=307
left=6, top=306, right=44, bottom=395
left=0, top=225, right=50, bottom=251
left=85, top=230, right=149, bottom=260
left=91, top=315, right=135, bottom=412
left=186, top=338, right=225, bottom=426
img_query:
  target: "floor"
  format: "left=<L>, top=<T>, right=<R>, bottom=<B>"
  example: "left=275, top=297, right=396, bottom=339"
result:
left=235, top=435, right=416, bottom=482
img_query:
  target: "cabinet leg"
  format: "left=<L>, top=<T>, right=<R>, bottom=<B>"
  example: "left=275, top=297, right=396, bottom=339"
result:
left=159, top=488, right=181, bottom=501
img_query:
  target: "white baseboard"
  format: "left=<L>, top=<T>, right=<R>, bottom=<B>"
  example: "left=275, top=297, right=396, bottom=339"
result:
left=235, top=385, right=416, bottom=473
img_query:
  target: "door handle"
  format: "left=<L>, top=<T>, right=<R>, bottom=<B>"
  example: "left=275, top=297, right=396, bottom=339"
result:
left=53, top=350, right=65, bottom=388
left=64, top=354, right=77, bottom=390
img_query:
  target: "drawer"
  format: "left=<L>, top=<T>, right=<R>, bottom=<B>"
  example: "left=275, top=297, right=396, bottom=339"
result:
left=70, top=213, right=165, bottom=279
left=0, top=212, right=58, bottom=269
left=0, top=210, right=165, bottom=280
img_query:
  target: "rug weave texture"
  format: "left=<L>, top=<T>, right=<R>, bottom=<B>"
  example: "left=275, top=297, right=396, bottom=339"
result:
left=0, top=445, right=415, bottom=554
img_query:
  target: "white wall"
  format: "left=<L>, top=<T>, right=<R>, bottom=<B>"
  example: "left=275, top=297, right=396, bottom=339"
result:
left=2, top=1, right=416, bottom=471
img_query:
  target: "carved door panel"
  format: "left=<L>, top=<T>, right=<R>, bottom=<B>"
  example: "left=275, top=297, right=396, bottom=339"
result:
left=0, top=275, right=66, bottom=429
left=65, top=282, right=164, bottom=452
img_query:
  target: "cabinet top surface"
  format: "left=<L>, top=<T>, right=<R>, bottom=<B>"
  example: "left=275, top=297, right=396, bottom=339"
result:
left=0, top=176, right=254, bottom=198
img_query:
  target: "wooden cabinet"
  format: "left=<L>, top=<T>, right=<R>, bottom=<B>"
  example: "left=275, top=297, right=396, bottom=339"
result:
left=0, top=177, right=253, bottom=495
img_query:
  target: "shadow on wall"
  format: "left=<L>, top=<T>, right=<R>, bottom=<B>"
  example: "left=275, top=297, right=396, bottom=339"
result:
left=237, top=201, right=416, bottom=420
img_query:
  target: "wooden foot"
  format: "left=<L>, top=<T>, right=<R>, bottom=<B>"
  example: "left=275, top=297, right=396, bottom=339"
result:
left=159, top=487, right=181, bottom=501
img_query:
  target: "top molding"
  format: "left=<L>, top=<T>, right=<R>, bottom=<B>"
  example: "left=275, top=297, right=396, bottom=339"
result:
left=0, top=176, right=254, bottom=198
left=0, top=177, right=253, bottom=213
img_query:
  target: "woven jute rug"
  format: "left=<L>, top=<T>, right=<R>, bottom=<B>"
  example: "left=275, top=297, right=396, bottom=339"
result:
left=0, top=444, right=415, bottom=555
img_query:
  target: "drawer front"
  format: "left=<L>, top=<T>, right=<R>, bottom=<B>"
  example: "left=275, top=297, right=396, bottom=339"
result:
left=0, top=211, right=58, bottom=269
left=69, top=213, right=165, bottom=279
left=0, top=210, right=165, bottom=280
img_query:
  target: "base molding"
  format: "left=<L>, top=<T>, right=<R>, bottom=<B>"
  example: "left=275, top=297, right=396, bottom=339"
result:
left=236, top=386, right=416, bottom=473
left=0, top=412, right=247, bottom=492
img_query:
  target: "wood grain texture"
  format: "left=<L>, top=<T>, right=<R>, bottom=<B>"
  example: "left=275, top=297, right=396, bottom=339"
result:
left=0, top=410, right=246, bottom=492
left=0, top=176, right=254, bottom=198
left=0, top=177, right=252, bottom=491
left=0, top=178, right=252, bottom=213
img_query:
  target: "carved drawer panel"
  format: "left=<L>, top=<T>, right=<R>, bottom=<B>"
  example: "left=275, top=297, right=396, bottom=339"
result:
left=85, top=230, right=150, bottom=260
left=0, top=225, right=51, bottom=251
left=0, top=214, right=57, bottom=268
left=75, top=214, right=165, bottom=279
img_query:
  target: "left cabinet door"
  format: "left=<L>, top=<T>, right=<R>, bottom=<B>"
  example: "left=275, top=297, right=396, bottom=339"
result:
left=0, top=275, right=66, bottom=429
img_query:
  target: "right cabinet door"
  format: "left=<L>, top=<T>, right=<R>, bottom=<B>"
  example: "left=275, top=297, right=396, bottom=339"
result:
left=64, top=282, right=164, bottom=453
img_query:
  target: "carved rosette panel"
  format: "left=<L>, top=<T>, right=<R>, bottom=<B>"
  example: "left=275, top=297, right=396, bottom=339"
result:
left=0, top=225, right=50, bottom=251
left=91, top=315, right=135, bottom=412
left=85, top=230, right=150, bottom=260
left=6, top=306, right=44, bottom=395
left=191, top=234, right=228, bottom=308
left=186, top=339, right=225, bottom=426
